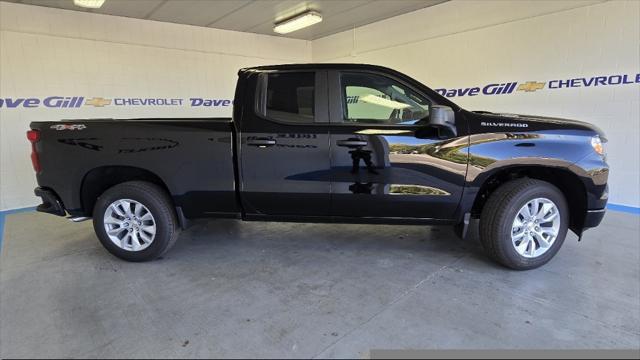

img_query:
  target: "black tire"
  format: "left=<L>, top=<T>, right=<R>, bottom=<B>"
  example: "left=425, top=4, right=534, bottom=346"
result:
left=479, top=178, right=569, bottom=270
left=93, top=181, right=179, bottom=262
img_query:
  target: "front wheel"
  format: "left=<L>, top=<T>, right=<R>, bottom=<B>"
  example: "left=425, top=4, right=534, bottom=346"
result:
left=479, top=179, right=569, bottom=270
left=93, top=181, right=179, bottom=262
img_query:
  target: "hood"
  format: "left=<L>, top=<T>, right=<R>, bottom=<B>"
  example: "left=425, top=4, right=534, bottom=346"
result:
left=470, top=111, right=607, bottom=140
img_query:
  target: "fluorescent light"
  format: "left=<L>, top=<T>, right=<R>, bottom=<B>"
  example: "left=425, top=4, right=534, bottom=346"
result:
left=274, top=11, right=322, bottom=34
left=74, top=0, right=105, bottom=9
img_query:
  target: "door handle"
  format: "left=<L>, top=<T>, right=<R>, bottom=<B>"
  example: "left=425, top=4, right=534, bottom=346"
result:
left=247, top=138, right=276, bottom=147
left=337, top=139, right=368, bottom=147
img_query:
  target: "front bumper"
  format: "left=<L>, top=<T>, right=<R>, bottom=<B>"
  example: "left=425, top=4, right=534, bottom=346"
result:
left=583, top=208, right=606, bottom=229
left=34, top=187, right=66, bottom=216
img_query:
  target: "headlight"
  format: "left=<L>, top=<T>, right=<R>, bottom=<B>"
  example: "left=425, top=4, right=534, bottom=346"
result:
left=591, top=135, right=605, bottom=156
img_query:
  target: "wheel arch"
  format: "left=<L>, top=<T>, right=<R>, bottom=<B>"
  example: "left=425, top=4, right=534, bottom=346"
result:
left=470, top=165, right=587, bottom=235
left=80, top=166, right=173, bottom=217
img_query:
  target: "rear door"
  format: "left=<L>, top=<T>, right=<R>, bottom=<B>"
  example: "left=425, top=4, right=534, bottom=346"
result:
left=239, top=70, right=331, bottom=217
left=328, top=70, right=467, bottom=220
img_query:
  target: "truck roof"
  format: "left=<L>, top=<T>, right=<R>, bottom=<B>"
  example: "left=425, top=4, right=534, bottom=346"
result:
left=240, top=63, right=397, bottom=73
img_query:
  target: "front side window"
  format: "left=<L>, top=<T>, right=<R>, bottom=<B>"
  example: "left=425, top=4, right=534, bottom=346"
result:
left=341, top=72, right=430, bottom=125
left=265, top=72, right=315, bottom=123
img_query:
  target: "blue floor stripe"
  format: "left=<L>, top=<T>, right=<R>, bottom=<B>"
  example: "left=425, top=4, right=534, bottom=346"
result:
left=0, top=206, right=37, bottom=250
left=606, top=203, right=640, bottom=215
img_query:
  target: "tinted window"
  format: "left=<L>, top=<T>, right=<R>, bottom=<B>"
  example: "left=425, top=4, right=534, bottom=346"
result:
left=265, top=72, right=315, bottom=123
left=342, top=72, right=430, bottom=125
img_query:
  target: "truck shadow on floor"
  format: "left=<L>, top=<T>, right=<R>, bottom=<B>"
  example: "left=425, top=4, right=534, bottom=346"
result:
left=161, top=218, right=502, bottom=270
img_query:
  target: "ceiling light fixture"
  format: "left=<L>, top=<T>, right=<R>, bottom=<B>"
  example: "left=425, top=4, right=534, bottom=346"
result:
left=274, top=11, right=322, bottom=34
left=73, top=0, right=106, bottom=9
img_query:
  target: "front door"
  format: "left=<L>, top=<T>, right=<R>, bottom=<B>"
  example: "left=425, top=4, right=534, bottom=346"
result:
left=328, top=71, right=467, bottom=220
left=239, top=70, right=331, bottom=217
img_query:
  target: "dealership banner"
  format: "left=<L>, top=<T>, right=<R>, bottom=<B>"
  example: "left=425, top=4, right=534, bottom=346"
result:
left=0, top=97, right=232, bottom=109
left=434, top=72, right=639, bottom=98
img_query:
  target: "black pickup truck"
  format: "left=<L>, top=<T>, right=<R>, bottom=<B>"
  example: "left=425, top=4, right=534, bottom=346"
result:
left=28, top=64, right=609, bottom=270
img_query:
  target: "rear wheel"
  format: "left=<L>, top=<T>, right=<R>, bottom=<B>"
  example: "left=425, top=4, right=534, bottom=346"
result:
left=93, top=181, right=179, bottom=262
left=479, top=178, right=569, bottom=270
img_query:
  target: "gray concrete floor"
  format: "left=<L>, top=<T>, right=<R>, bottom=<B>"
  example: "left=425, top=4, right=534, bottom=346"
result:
left=0, top=211, right=638, bottom=358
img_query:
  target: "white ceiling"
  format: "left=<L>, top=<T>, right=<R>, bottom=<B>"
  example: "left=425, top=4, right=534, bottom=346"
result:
left=5, top=0, right=447, bottom=40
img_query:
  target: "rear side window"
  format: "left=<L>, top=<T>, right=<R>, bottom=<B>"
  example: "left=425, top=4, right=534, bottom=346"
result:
left=264, top=72, right=315, bottom=123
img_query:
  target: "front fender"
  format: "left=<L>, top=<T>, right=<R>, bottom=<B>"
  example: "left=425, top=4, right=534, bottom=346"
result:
left=457, top=130, right=601, bottom=218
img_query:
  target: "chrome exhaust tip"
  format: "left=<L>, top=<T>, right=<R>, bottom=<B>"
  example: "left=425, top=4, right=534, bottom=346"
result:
left=68, top=216, right=91, bottom=222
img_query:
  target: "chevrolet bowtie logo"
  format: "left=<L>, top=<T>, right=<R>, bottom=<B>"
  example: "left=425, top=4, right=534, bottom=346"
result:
left=85, top=97, right=112, bottom=107
left=517, top=81, right=546, bottom=92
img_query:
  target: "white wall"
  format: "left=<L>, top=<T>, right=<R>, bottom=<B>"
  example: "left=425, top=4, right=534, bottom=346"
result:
left=1, top=0, right=639, bottom=211
left=312, top=0, right=640, bottom=208
left=0, top=1, right=310, bottom=210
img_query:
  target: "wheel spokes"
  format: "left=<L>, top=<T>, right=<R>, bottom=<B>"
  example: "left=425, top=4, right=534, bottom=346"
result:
left=104, top=199, right=156, bottom=252
left=542, top=210, right=558, bottom=223
left=112, top=203, right=126, bottom=217
left=122, top=200, right=134, bottom=217
left=530, top=199, right=540, bottom=218
left=141, top=224, right=156, bottom=236
left=107, top=227, right=124, bottom=236
left=120, top=233, right=130, bottom=249
left=539, top=202, right=553, bottom=219
left=527, top=238, right=537, bottom=256
left=104, top=216, right=122, bottom=225
left=521, top=203, right=532, bottom=218
left=134, top=202, right=144, bottom=217
left=511, top=197, right=561, bottom=259
left=512, top=228, right=526, bottom=241
left=130, top=232, right=142, bottom=251
left=516, top=237, right=531, bottom=254
left=138, top=230, right=153, bottom=244
left=513, top=216, right=524, bottom=229
left=532, top=231, right=550, bottom=248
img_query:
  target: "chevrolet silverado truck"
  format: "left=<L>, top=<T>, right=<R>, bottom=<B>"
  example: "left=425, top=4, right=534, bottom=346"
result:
left=28, top=64, right=609, bottom=270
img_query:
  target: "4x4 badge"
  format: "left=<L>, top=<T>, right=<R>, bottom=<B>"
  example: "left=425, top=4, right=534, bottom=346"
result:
left=50, top=124, right=86, bottom=131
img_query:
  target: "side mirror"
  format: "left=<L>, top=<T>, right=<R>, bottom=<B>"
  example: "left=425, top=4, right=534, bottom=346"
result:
left=428, top=105, right=457, bottom=138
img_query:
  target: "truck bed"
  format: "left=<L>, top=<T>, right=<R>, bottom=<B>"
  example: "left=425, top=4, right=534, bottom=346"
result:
left=30, top=118, right=239, bottom=218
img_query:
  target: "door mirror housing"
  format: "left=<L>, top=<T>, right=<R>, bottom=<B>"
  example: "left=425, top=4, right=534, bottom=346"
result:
left=428, top=105, right=457, bottom=138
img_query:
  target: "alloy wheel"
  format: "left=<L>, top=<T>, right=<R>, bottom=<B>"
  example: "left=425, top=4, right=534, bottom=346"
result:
left=103, top=199, right=156, bottom=251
